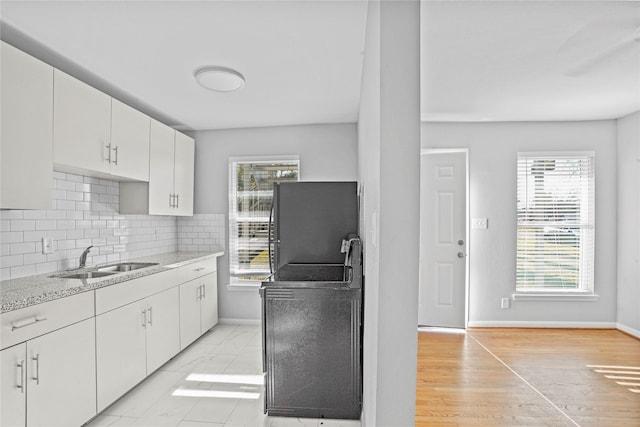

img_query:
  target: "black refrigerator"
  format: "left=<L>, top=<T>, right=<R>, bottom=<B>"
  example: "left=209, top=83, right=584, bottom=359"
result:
left=260, top=181, right=363, bottom=419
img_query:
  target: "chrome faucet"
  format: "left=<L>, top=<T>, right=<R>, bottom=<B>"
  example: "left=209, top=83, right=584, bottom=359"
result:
left=79, top=246, right=93, bottom=268
left=340, top=236, right=361, bottom=266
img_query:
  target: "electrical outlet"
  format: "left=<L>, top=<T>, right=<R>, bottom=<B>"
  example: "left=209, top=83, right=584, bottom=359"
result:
left=501, top=297, right=510, bottom=309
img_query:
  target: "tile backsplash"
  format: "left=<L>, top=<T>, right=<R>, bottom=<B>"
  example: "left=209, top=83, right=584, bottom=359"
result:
left=177, top=214, right=225, bottom=252
left=1, top=171, right=225, bottom=281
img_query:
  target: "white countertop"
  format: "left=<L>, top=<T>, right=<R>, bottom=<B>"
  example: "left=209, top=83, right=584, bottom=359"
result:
left=0, top=250, right=224, bottom=313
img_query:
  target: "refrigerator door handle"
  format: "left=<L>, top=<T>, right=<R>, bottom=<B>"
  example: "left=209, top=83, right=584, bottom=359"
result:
left=268, top=199, right=274, bottom=274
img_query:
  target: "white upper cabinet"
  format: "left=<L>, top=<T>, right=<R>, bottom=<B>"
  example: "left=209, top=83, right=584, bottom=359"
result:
left=110, top=99, right=151, bottom=181
left=121, top=119, right=194, bottom=216
left=173, top=131, right=195, bottom=216
left=148, top=119, right=176, bottom=215
left=53, top=69, right=112, bottom=175
left=53, top=70, right=151, bottom=181
left=1, top=42, right=54, bottom=210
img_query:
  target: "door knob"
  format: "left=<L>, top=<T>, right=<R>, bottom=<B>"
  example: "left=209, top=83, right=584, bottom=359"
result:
left=457, top=252, right=465, bottom=258
left=458, top=240, right=464, bottom=246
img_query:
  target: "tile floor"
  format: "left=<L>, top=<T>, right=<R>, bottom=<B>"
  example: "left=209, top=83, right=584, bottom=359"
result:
left=85, top=324, right=362, bottom=427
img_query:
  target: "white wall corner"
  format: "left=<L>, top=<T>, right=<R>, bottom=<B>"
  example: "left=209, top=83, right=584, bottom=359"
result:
left=616, top=322, right=640, bottom=340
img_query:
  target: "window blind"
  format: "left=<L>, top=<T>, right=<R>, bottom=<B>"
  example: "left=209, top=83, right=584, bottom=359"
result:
left=516, top=153, right=594, bottom=291
left=229, top=159, right=299, bottom=282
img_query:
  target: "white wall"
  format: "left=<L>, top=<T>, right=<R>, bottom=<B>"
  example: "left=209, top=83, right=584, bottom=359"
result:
left=422, top=121, right=618, bottom=327
left=358, top=1, right=420, bottom=425
left=616, top=111, right=640, bottom=337
left=192, top=123, right=358, bottom=321
left=358, top=1, right=381, bottom=423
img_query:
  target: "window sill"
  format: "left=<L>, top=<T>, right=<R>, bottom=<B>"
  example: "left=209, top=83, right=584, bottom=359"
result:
left=227, top=281, right=262, bottom=292
left=512, top=292, right=599, bottom=302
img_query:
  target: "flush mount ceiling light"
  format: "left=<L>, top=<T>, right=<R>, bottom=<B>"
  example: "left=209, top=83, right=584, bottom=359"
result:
left=194, top=66, right=245, bottom=92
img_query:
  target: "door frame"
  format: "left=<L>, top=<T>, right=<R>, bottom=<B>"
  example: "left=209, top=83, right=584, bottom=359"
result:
left=419, top=148, right=470, bottom=329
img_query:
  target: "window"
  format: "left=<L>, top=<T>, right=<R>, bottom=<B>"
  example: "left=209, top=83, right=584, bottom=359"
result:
left=516, top=152, right=594, bottom=293
left=228, top=157, right=299, bottom=284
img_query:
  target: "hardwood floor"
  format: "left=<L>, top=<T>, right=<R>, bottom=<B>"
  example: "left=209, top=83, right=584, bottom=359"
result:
left=416, top=328, right=640, bottom=427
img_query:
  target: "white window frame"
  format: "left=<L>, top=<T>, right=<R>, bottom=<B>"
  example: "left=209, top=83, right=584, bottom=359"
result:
left=514, top=151, right=596, bottom=300
left=228, top=155, right=300, bottom=288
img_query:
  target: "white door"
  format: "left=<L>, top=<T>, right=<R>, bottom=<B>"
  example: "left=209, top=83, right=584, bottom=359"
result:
left=419, top=151, right=467, bottom=328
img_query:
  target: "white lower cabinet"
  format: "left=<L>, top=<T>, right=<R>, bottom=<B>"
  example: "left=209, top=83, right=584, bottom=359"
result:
left=96, top=286, right=180, bottom=412
left=1, top=255, right=220, bottom=426
left=95, top=299, right=147, bottom=412
left=1, top=344, right=26, bottom=427
left=145, top=288, right=181, bottom=373
left=0, top=318, right=96, bottom=427
left=179, top=273, right=219, bottom=350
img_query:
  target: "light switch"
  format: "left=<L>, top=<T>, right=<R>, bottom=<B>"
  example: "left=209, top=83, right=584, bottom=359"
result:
left=471, top=218, right=488, bottom=229
left=42, top=237, right=53, bottom=254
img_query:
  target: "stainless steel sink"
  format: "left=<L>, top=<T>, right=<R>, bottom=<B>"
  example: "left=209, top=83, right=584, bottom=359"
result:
left=58, top=271, right=118, bottom=279
left=97, top=262, right=159, bottom=272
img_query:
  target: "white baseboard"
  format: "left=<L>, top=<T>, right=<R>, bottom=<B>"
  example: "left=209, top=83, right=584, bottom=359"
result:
left=467, top=320, right=617, bottom=329
left=218, top=318, right=261, bottom=326
left=616, top=323, right=640, bottom=339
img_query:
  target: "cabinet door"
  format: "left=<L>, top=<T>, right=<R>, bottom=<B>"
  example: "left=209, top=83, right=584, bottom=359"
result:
left=200, top=273, right=219, bottom=333
left=179, top=279, right=202, bottom=350
left=26, top=318, right=96, bottom=427
left=96, top=302, right=147, bottom=412
left=110, top=99, right=150, bottom=181
left=148, top=119, right=175, bottom=215
left=145, top=287, right=180, bottom=373
left=1, top=42, right=53, bottom=210
left=173, top=132, right=195, bottom=216
left=53, top=69, right=111, bottom=174
left=1, top=343, right=27, bottom=427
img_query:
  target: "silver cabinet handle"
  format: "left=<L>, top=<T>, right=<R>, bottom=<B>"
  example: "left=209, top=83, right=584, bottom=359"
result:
left=17, top=360, right=25, bottom=393
left=11, top=315, right=47, bottom=331
left=201, top=283, right=206, bottom=299
left=106, top=143, right=112, bottom=163
left=148, top=306, right=153, bottom=326
left=197, top=285, right=201, bottom=301
left=32, top=354, right=40, bottom=385
left=141, top=308, right=147, bottom=327
left=113, top=145, right=119, bottom=165
left=169, top=193, right=173, bottom=208
left=175, top=194, right=179, bottom=208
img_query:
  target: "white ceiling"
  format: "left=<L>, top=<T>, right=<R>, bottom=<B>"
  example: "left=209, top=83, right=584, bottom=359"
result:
left=422, top=1, right=640, bottom=122
left=1, top=1, right=638, bottom=131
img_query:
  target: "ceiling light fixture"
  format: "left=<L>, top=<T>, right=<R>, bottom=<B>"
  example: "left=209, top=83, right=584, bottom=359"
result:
left=194, top=66, right=245, bottom=92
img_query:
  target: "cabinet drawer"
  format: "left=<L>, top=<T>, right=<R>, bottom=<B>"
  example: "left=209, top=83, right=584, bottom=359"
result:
left=175, top=258, right=217, bottom=284
left=0, top=291, right=94, bottom=350
left=95, top=269, right=180, bottom=315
